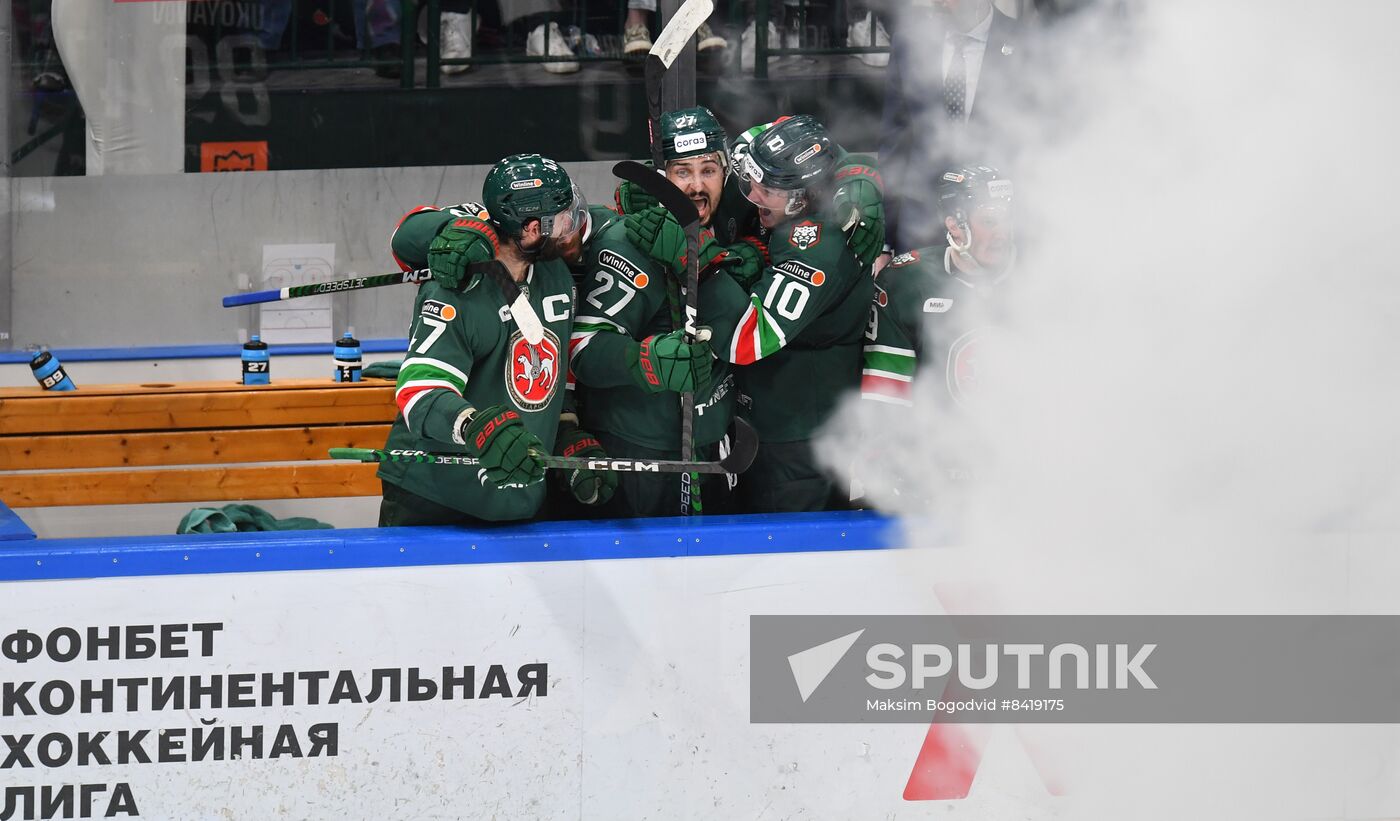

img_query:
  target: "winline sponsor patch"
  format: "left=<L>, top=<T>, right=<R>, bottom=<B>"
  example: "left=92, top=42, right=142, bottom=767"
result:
left=775, top=259, right=826, bottom=287
left=422, top=300, right=458, bottom=321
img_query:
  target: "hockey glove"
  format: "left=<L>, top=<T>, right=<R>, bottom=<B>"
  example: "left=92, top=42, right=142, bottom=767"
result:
left=627, top=328, right=714, bottom=395
left=624, top=206, right=727, bottom=277
left=554, top=425, right=618, bottom=506
left=614, top=168, right=661, bottom=215
left=831, top=166, right=885, bottom=268
left=459, top=404, right=546, bottom=488
left=428, top=217, right=499, bottom=290
left=722, top=237, right=769, bottom=292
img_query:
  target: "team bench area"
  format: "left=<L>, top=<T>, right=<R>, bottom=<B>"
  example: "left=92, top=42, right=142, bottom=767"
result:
left=0, top=380, right=395, bottom=508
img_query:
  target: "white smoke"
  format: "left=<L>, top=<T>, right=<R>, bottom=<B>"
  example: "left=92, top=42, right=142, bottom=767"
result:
left=820, top=1, right=1400, bottom=817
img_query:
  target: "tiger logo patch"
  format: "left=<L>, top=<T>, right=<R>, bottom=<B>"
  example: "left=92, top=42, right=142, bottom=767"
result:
left=789, top=221, right=821, bottom=250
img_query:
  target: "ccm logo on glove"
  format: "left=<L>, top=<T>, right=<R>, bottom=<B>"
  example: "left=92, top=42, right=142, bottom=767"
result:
left=474, top=410, right=522, bottom=449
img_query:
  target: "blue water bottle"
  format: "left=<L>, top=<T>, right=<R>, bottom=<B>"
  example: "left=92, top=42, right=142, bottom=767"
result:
left=333, top=331, right=362, bottom=382
left=29, top=350, right=76, bottom=391
left=242, top=335, right=270, bottom=385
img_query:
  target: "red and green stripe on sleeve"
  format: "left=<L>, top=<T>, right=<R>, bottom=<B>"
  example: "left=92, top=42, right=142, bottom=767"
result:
left=861, top=343, right=916, bottom=405
left=394, top=356, right=470, bottom=430
left=728, top=295, right=788, bottom=365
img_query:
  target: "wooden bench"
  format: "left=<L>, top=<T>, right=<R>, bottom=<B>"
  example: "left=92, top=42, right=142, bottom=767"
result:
left=0, top=379, right=396, bottom=508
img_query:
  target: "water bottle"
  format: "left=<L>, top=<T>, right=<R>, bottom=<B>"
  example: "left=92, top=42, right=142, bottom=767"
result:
left=333, top=332, right=362, bottom=383
left=29, top=350, right=76, bottom=391
left=241, top=335, right=270, bottom=385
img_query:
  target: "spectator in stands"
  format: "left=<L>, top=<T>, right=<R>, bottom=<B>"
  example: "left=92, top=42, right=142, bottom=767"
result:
left=621, top=0, right=726, bottom=62
left=423, top=2, right=477, bottom=75
left=846, top=2, right=890, bottom=68
left=879, top=0, right=1029, bottom=250
left=507, top=0, right=583, bottom=73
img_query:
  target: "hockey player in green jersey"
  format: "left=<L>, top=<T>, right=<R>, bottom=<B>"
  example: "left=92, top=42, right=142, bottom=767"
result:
left=614, top=111, right=889, bottom=270
left=570, top=106, right=752, bottom=517
left=627, top=114, right=877, bottom=512
left=861, top=166, right=1016, bottom=409
left=377, top=154, right=618, bottom=526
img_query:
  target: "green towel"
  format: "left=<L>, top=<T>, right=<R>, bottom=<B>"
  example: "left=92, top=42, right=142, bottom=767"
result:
left=362, top=359, right=402, bottom=379
left=177, top=503, right=334, bottom=534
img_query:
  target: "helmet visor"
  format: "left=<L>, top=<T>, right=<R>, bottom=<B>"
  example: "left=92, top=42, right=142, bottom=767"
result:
left=546, top=185, right=589, bottom=242
left=540, top=185, right=589, bottom=264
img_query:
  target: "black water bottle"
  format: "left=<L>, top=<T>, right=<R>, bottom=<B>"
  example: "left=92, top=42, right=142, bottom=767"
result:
left=334, top=332, right=362, bottom=382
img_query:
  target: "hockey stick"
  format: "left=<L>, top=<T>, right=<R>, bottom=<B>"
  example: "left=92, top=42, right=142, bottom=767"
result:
left=329, top=417, right=757, bottom=474
left=640, top=0, right=713, bottom=514
left=613, top=159, right=707, bottom=514
left=223, top=261, right=545, bottom=346
left=643, top=0, right=715, bottom=170
left=221, top=268, right=433, bottom=307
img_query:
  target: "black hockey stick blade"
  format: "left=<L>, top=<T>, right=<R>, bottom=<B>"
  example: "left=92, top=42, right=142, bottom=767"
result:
left=612, top=161, right=700, bottom=230
left=718, top=417, right=759, bottom=474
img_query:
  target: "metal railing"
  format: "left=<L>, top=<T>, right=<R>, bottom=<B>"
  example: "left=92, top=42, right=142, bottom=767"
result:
left=11, top=0, right=888, bottom=88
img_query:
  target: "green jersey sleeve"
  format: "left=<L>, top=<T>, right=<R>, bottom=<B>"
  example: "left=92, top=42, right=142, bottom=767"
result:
left=861, top=283, right=917, bottom=406
left=393, top=282, right=495, bottom=444
left=389, top=202, right=491, bottom=272
left=727, top=216, right=865, bottom=365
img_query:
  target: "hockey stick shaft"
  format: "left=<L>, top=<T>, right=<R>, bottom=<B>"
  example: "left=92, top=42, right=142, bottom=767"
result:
left=330, top=447, right=739, bottom=475
left=221, top=260, right=544, bottom=347
left=222, top=269, right=432, bottom=307
left=612, top=160, right=705, bottom=510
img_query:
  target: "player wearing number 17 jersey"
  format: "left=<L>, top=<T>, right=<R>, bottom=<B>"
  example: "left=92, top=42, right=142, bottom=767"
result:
left=377, top=154, right=616, bottom=526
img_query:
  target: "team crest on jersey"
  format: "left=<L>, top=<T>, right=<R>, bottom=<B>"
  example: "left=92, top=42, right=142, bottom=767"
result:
left=789, top=221, right=821, bottom=250
left=775, top=259, right=826, bottom=286
left=505, top=328, right=562, bottom=412
left=891, top=250, right=920, bottom=268
left=599, top=249, right=650, bottom=288
left=421, top=299, right=457, bottom=321
left=875, top=285, right=889, bottom=307
left=946, top=328, right=981, bottom=408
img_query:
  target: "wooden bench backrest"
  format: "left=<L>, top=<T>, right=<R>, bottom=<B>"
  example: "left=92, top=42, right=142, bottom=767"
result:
left=0, top=380, right=397, bottom=507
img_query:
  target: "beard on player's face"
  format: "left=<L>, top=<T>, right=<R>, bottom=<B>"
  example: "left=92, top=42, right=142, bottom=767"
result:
left=667, top=155, right=724, bottom=227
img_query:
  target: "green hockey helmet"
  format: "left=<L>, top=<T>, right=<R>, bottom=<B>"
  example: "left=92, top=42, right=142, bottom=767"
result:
left=482, top=153, right=586, bottom=241
left=660, top=106, right=729, bottom=167
left=938, top=166, right=1015, bottom=271
left=936, top=166, right=1013, bottom=226
left=735, top=115, right=837, bottom=217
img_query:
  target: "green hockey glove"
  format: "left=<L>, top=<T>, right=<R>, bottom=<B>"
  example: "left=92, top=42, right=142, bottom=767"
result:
left=459, top=404, right=545, bottom=488
left=628, top=328, right=714, bottom=395
left=624, top=206, right=727, bottom=277
left=722, top=237, right=769, bottom=292
left=831, top=167, right=886, bottom=267
left=554, top=425, right=618, bottom=506
left=614, top=169, right=660, bottom=215
left=428, top=217, right=499, bottom=290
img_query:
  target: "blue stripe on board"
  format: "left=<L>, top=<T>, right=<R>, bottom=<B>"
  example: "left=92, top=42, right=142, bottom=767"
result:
left=0, top=339, right=411, bottom=364
left=0, top=511, right=901, bottom=582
